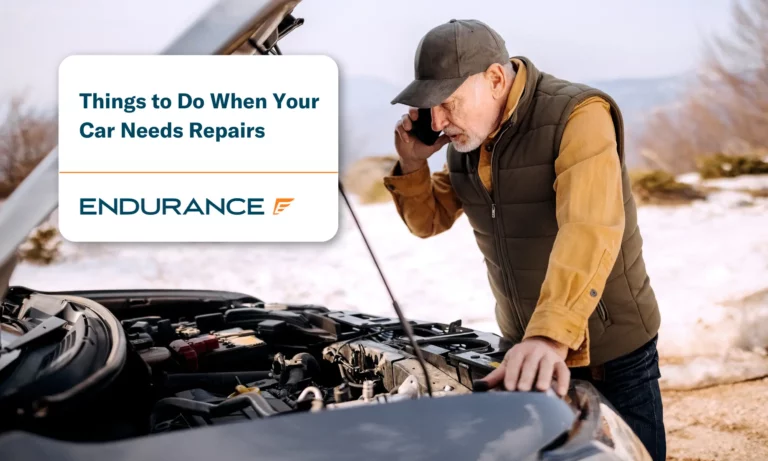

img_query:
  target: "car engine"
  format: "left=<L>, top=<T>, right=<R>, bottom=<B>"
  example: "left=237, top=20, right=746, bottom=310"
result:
left=0, top=288, right=511, bottom=442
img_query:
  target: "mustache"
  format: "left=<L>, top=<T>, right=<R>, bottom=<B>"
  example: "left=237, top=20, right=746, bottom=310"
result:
left=443, top=125, right=464, bottom=136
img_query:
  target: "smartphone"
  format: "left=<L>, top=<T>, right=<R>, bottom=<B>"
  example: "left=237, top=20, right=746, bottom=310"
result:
left=408, top=108, right=442, bottom=146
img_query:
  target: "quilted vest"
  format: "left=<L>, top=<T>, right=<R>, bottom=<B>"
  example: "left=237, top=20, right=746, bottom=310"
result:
left=446, top=56, right=660, bottom=366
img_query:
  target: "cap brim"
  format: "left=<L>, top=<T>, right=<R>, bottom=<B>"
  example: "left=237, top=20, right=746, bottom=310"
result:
left=390, top=76, right=469, bottom=108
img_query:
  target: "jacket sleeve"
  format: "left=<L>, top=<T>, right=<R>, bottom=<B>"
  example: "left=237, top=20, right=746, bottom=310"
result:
left=382, top=161, right=464, bottom=238
left=522, top=96, right=626, bottom=367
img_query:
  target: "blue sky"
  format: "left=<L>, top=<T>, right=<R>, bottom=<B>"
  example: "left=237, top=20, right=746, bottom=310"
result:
left=0, top=0, right=736, bottom=107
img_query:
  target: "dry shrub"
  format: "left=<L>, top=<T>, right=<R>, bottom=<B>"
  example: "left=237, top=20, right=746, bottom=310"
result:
left=636, top=0, right=768, bottom=174
left=697, top=153, right=768, bottom=179
left=0, top=96, right=58, bottom=198
left=18, top=222, right=62, bottom=265
left=629, top=169, right=707, bottom=205
left=342, top=155, right=399, bottom=204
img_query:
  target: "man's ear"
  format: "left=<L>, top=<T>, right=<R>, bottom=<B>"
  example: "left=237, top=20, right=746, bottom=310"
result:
left=485, top=63, right=508, bottom=100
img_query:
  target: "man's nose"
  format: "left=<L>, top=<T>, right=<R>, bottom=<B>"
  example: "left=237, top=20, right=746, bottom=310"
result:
left=431, top=107, right=449, bottom=132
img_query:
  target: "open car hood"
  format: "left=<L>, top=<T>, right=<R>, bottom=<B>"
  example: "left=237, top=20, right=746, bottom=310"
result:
left=0, top=287, right=649, bottom=461
left=0, top=391, right=575, bottom=461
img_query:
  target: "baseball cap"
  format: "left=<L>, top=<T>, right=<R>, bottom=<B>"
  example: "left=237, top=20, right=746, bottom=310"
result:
left=391, top=19, right=509, bottom=108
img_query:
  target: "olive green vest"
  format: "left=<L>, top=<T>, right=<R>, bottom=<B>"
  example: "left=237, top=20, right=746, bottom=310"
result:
left=446, top=56, right=660, bottom=366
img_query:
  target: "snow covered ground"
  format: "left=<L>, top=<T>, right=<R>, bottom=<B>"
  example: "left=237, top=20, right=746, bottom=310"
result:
left=8, top=174, right=768, bottom=391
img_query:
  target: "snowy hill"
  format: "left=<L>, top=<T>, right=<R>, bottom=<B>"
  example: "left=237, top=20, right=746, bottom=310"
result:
left=9, top=173, right=768, bottom=391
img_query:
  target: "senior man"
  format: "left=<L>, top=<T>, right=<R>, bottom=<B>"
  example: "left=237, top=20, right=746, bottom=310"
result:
left=384, top=19, right=665, bottom=459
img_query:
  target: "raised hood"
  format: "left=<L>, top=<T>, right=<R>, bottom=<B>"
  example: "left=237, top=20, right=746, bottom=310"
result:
left=0, top=0, right=303, bottom=299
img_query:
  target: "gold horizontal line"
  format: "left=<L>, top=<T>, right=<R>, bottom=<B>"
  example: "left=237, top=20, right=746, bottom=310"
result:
left=59, top=171, right=338, bottom=174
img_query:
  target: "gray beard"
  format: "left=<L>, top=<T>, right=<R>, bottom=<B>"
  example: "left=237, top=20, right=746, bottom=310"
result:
left=451, top=137, right=484, bottom=153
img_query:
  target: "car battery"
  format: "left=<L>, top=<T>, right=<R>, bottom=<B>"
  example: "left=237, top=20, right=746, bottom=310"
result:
left=198, top=327, right=269, bottom=371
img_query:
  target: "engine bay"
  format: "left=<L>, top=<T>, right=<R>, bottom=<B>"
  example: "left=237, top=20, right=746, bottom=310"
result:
left=0, top=288, right=512, bottom=442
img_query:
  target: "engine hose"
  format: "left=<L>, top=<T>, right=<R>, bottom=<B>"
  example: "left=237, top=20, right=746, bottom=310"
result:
left=150, top=391, right=277, bottom=430
left=162, top=371, right=273, bottom=393
left=412, top=327, right=439, bottom=337
left=285, top=367, right=308, bottom=388
left=297, top=386, right=323, bottom=402
left=150, top=397, right=215, bottom=430
left=152, top=397, right=214, bottom=415
left=211, top=392, right=278, bottom=418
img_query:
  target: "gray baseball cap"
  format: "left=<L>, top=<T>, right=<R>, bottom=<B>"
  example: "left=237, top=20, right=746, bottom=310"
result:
left=391, top=19, right=509, bottom=108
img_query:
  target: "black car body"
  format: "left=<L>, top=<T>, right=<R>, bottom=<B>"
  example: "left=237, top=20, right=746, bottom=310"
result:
left=0, top=287, right=649, bottom=461
left=0, top=1, right=652, bottom=459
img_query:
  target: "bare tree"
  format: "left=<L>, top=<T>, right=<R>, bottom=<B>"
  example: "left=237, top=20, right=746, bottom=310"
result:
left=637, top=0, right=768, bottom=173
left=0, top=96, right=58, bottom=198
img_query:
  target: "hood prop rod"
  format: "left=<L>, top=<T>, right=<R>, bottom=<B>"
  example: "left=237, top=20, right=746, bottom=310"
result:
left=338, top=181, right=433, bottom=397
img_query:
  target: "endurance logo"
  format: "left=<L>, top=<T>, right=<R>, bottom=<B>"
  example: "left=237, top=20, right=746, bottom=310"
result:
left=78, top=197, right=297, bottom=216
left=273, top=198, right=294, bottom=215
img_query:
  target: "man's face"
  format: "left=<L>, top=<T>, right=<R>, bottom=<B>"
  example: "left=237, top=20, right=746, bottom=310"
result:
left=430, top=73, right=503, bottom=152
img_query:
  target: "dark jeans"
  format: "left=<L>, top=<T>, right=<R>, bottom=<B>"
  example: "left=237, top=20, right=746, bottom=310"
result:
left=570, top=336, right=666, bottom=461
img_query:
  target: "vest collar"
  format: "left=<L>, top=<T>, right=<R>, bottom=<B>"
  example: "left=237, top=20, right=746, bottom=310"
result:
left=489, top=58, right=527, bottom=140
left=500, top=56, right=540, bottom=133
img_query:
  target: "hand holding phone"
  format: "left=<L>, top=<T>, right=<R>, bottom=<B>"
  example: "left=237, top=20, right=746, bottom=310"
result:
left=394, top=108, right=449, bottom=174
left=408, top=108, right=442, bottom=146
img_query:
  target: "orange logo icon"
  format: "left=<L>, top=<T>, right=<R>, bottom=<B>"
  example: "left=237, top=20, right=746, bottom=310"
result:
left=273, top=198, right=294, bottom=215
